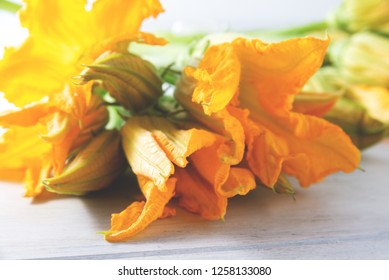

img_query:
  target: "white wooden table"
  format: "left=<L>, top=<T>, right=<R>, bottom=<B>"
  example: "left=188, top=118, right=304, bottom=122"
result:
left=1, top=139, right=388, bottom=260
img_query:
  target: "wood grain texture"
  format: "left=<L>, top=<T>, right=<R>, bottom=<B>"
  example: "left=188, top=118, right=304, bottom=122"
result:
left=1, top=140, right=389, bottom=260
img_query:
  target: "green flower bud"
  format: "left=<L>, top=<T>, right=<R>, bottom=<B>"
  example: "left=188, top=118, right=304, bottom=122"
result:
left=43, top=130, right=127, bottom=195
left=79, top=51, right=163, bottom=114
left=328, top=0, right=389, bottom=35
left=303, top=67, right=345, bottom=93
left=328, top=32, right=389, bottom=87
left=292, top=68, right=342, bottom=117
left=272, top=174, right=295, bottom=197
left=324, top=96, right=388, bottom=149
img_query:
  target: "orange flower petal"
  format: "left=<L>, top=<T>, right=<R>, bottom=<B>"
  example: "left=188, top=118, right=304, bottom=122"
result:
left=183, top=36, right=361, bottom=189
left=0, top=168, right=25, bottom=181
left=131, top=32, right=167, bottom=46
left=175, top=75, right=246, bottom=165
left=231, top=37, right=360, bottom=187
left=189, top=144, right=231, bottom=192
left=221, top=167, right=256, bottom=197
left=233, top=36, right=330, bottom=115
left=121, top=116, right=216, bottom=189
left=50, top=83, right=92, bottom=120
left=175, top=165, right=227, bottom=220
left=241, top=99, right=361, bottom=187
left=282, top=113, right=361, bottom=187
left=23, top=158, right=52, bottom=197
left=175, top=143, right=255, bottom=219
left=153, top=127, right=216, bottom=168
left=105, top=176, right=175, bottom=242
left=159, top=206, right=176, bottom=219
left=185, top=43, right=240, bottom=115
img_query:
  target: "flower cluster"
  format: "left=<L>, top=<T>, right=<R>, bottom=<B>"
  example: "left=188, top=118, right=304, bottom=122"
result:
left=1, top=0, right=384, bottom=242
left=290, top=0, right=389, bottom=149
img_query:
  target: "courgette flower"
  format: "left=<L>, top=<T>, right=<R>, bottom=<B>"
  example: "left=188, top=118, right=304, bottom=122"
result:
left=0, top=0, right=164, bottom=106
left=301, top=67, right=389, bottom=149
left=0, top=83, right=109, bottom=196
left=79, top=50, right=163, bottom=114
left=328, top=0, right=389, bottom=35
left=43, top=130, right=127, bottom=195
left=325, top=83, right=389, bottom=150
left=104, top=116, right=256, bottom=242
left=0, top=0, right=165, bottom=197
left=328, top=32, right=389, bottom=87
left=176, top=36, right=361, bottom=189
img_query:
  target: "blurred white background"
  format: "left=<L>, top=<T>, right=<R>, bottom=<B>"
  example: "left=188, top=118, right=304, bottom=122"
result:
left=143, top=0, right=342, bottom=33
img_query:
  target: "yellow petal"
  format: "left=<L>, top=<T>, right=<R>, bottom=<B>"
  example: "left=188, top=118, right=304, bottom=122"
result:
left=0, top=97, right=52, bottom=127
left=2, top=0, right=164, bottom=106
left=90, top=0, right=164, bottom=50
left=121, top=116, right=216, bottom=189
left=19, top=0, right=164, bottom=62
left=121, top=117, right=175, bottom=189
left=0, top=39, right=70, bottom=106
left=347, top=85, right=389, bottom=124
left=105, top=175, right=175, bottom=242
left=152, top=125, right=216, bottom=167
left=0, top=125, right=51, bottom=171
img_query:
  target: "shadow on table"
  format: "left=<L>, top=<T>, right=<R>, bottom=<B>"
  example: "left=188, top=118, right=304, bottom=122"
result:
left=78, top=169, right=314, bottom=244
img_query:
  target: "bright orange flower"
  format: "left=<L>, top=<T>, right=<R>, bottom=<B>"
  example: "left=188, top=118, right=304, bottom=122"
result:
left=104, top=116, right=256, bottom=242
left=0, top=84, right=108, bottom=196
left=178, top=36, right=361, bottom=189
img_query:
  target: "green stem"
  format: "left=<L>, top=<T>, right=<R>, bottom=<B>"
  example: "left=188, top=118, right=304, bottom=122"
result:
left=248, top=21, right=328, bottom=38
left=0, top=0, right=21, bottom=13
